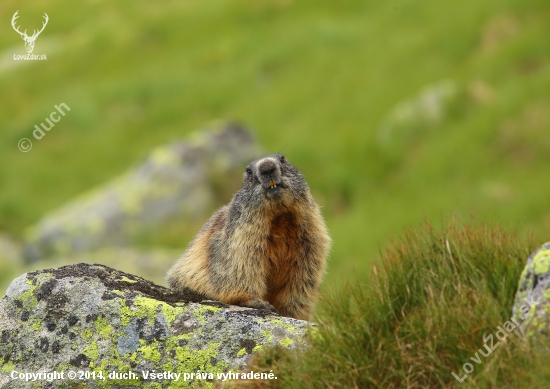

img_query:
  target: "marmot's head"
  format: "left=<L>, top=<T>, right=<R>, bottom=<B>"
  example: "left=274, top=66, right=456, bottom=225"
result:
left=240, top=154, right=308, bottom=206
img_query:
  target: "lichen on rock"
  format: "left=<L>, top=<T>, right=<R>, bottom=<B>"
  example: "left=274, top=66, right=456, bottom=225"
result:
left=512, top=242, right=550, bottom=336
left=0, top=264, right=311, bottom=388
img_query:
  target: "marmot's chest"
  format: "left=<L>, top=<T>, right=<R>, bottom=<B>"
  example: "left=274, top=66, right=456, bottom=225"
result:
left=265, top=212, right=300, bottom=298
left=266, top=211, right=300, bottom=262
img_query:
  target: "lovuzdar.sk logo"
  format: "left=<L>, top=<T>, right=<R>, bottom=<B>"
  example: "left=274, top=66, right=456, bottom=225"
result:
left=11, top=10, right=48, bottom=61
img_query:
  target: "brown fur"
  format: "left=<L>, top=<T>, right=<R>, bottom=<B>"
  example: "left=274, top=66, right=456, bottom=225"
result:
left=166, top=154, right=331, bottom=321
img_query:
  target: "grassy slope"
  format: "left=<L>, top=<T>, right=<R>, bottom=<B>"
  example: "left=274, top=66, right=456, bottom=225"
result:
left=1, top=0, right=550, bottom=290
left=244, top=220, right=550, bottom=388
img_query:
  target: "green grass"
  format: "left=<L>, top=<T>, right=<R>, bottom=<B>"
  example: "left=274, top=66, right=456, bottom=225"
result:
left=1, top=0, right=550, bottom=291
left=243, top=219, right=550, bottom=388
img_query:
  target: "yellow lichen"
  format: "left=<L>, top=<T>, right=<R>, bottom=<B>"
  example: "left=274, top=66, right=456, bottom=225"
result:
left=119, top=276, right=137, bottom=283
left=120, top=296, right=186, bottom=327
left=533, top=249, right=550, bottom=275
left=133, top=296, right=165, bottom=326
left=94, top=316, right=112, bottom=339
left=268, top=318, right=298, bottom=333
left=1, top=360, right=15, bottom=373
left=279, top=337, right=294, bottom=347
left=120, top=304, right=133, bottom=327
left=82, top=328, right=93, bottom=340
left=83, top=341, right=99, bottom=360
left=136, top=340, right=162, bottom=364
left=162, top=302, right=188, bottom=325
left=260, top=329, right=273, bottom=342
left=193, top=305, right=221, bottom=324
left=31, top=318, right=41, bottom=331
left=19, top=279, right=38, bottom=309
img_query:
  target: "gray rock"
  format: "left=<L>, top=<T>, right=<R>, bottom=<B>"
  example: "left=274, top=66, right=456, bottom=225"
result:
left=512, top=242, right=550, bottom=336
left=21, top=122, right=262, bottom=262
left=5, top=246, right=185, bottom=294
left=377, top=80, right=460, bottom=147
left=0, top=264, right=311, bottom=388
left=0, top=234, right=21, bottom=264
left=4, top=274, right=29, bottom=298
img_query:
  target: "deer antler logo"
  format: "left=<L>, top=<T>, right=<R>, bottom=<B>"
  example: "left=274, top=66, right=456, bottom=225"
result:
left=11, top=11, right=49, bottom=54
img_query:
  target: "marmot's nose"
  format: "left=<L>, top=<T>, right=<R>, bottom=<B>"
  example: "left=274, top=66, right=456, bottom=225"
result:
left=259, top=160, right=276, bottom=177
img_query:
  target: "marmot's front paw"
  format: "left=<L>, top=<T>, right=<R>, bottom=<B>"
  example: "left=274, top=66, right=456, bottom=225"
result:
left=239, top=299, right=279, bottom=314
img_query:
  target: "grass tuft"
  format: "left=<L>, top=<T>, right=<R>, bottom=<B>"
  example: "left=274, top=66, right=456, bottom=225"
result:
left=242, top=218, right=550, bottom=388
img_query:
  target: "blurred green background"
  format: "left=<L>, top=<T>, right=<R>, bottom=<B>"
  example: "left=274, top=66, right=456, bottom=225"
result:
left=1, top=0, right=549, bottom=294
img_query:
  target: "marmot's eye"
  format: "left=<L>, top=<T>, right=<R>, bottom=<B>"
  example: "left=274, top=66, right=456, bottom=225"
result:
left=246, top=168, right=252, bottom=176
left=279, top=156, right=285, bottom=163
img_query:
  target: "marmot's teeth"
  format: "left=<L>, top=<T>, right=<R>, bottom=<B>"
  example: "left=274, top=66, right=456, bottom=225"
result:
left=270, top=180, right=277, bottom=188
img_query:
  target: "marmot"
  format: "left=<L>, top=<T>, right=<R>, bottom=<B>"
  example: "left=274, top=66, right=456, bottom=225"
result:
left=166, top=153, right=330, bottom=321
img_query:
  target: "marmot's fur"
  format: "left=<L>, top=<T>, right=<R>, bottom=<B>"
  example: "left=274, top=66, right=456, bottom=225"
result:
left=166, top=154, right=331, bottom=321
